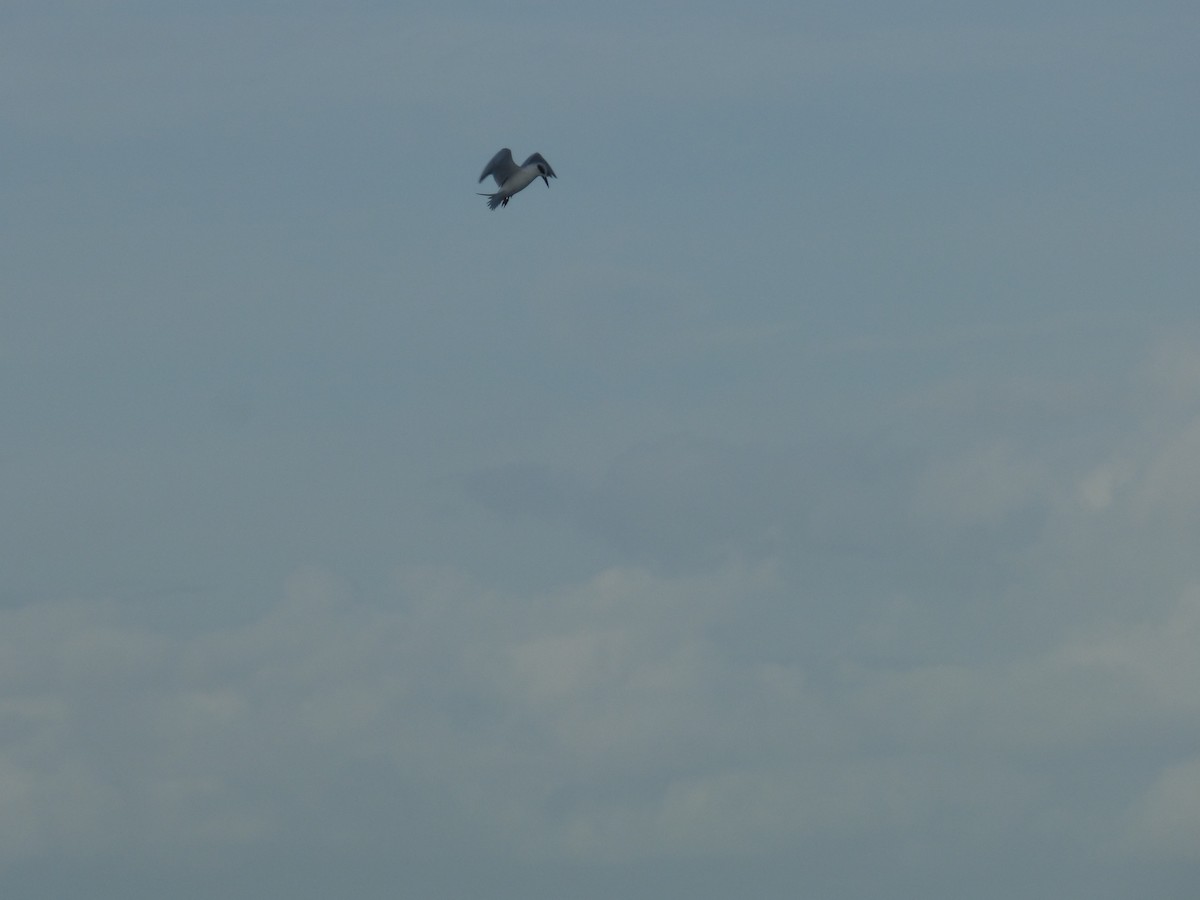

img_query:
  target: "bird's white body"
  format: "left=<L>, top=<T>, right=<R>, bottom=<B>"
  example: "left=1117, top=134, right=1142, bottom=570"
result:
left=477, top=148, right=557, bottom=210
left=499, top=166, right=540, bottom=197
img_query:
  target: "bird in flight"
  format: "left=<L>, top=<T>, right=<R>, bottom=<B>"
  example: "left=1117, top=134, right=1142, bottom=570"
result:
left=477, top=148, right=557, bottom=210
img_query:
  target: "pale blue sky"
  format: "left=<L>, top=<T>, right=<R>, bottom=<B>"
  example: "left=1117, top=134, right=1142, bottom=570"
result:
left=2, top=2, right=1199, bottom=898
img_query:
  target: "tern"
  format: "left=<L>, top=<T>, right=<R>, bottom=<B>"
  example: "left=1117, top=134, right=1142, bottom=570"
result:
left=477, top=148, right=556, bottom=210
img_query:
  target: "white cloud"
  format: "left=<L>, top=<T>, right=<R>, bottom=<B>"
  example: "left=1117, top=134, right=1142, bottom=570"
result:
left=11, top=325, right=1200, bottom=879
left=1056, top=584, right=1200, bottom=717
left=1078, top=461, right=1132, bottom=511
left=1133, top=416, right=1200, bottom=523
left=1124, top=755, right=1200, bottom=861
left=2, top=557, right=1197, bottom=874
left=911, top=440, right=1049, bottom=526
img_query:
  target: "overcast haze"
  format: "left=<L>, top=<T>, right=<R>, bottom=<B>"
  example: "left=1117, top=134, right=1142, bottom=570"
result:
left=3, top=1, right=1199, bottom=897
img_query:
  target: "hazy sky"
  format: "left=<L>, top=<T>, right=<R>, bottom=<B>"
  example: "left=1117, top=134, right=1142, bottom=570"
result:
left=3, top=1, right=1199, bottom=897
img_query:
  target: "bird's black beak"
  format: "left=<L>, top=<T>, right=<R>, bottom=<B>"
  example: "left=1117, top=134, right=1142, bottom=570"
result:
left=542, top=175, right=550, bottom=188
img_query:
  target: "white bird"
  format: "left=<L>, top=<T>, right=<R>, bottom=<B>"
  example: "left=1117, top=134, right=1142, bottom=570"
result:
left=477, top=148, right=557, bottom=210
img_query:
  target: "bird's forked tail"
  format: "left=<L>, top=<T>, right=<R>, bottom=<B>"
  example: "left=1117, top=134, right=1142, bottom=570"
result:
left=477, top=191, right=507, bottom=210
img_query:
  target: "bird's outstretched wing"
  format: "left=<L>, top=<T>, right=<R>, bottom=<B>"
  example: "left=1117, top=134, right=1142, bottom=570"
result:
left=479, top=148, right=518, bottom=187
left=522, top=152, right=556, bottom=179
